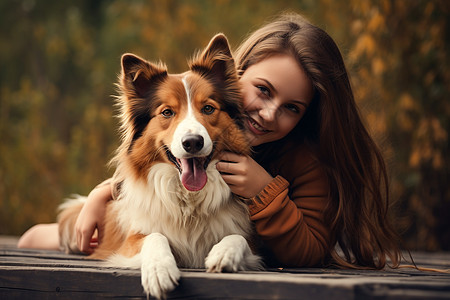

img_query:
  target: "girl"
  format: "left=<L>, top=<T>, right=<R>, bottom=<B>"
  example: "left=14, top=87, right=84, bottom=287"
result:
left=19, top=13, right=401, bottom=269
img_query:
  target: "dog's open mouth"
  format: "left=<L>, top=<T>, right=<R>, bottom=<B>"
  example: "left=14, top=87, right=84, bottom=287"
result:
left=165, top=147, right=213, bottom=192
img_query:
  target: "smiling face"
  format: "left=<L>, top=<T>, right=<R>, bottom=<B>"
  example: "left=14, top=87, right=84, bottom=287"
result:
left=240, top=54, right=314, bottom=146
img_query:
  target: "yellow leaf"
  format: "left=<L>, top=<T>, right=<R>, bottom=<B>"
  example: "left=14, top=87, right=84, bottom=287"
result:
left=399, top=93, right=417, bottom=111
left=352, top=34, right=376, bottom=58
left=351, top=19, right=363, bottom=35
left=409, top=149, right=420, bottom=168
left=368, top=11, right=385, bottom=32
left=371, top=57, right=385, bottom=76
left=431, top=118, right=448, bottom=143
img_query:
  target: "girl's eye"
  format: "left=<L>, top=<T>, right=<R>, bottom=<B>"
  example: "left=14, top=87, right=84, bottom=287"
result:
left=201, top=105, right=215, bottom=115
left=257, top=85, right=271, bottom=98
left=161, top=108, right=175, bottom=118
left=285, top=104, right=300, bottom=114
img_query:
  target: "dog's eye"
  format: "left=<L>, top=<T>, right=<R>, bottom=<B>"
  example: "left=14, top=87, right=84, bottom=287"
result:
left=161, top=109, right=175, bottom=118
left=201, top=105, right=215, bottom=115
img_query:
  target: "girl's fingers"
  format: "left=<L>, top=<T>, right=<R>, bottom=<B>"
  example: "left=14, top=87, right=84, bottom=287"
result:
left=216, top=161, right=245, bottom=176
left=218, top=151, right=243, bottom=163
left=216, top=161, right=233, bottom=173
left=78, top=226, right=95, bottom=253
left=220, top=174, right=241, bottom=186
left=89, top=237, right=99, bottom=248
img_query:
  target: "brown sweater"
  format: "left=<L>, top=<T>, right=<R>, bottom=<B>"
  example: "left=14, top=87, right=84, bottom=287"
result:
left=249, top=143, right=330, bottom=267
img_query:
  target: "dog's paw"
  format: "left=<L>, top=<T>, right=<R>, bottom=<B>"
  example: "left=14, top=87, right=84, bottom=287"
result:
left=141, top=233, right=181, bottom=299
left=205, top=234, right=248, bottom=273
left=141, top=255, right=180, bottom=299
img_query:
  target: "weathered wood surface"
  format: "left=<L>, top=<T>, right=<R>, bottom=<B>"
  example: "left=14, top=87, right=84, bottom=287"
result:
left=1, top=235, right=449, bottom=299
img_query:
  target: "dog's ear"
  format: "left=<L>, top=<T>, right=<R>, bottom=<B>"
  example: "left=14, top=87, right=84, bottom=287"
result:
left=121, top=54, right=168, bottom=99
left=119, top=54, right=168, bottom=150
left=190, top=34, right=236, bottom=85
left=190, top=34, right=244, bottom=129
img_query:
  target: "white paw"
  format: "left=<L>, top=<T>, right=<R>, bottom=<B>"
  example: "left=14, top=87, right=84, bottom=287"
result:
left=141, top=233, right=181, bottom=299
left=205, top=235, right=248, bottom=273
left=141, top=255, right=180, bottom=299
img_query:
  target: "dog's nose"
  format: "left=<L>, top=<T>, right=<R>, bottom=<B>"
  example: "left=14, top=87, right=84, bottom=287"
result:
left=182, top=134, right=204, bottom=153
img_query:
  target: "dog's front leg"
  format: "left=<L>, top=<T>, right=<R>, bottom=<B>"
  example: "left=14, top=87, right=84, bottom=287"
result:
left=141, top=233, right=180, bottom=299
left=205, top=234, right=261, bottom=272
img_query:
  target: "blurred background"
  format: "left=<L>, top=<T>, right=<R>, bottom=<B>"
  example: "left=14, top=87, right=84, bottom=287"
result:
left=0, top=0, right=448, bottom=251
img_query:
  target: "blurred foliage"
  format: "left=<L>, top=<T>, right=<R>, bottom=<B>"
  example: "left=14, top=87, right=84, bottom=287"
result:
left=0, top=0, right=448, bottom=251
left=345, top=0, right=450, bottom=251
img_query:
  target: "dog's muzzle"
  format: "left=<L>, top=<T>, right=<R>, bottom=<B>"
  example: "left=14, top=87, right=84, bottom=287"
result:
left=165, top=145, right=214, bottom=192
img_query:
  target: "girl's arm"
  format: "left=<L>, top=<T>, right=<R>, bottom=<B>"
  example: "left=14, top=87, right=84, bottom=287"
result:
left=17, top=180, right=114, bottom=252
left=17, top=223, right=60, bottom=250
left=216, top=150, right=330, bottom=267
left=75, top=179, right=113, bottom=253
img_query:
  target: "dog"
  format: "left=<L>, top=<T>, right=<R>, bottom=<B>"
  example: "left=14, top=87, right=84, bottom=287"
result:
left=57, top=34, right=262, bottom=299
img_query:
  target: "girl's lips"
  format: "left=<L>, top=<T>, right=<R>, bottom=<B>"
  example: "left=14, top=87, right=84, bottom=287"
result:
left=246, top=116, right=270, bottom=135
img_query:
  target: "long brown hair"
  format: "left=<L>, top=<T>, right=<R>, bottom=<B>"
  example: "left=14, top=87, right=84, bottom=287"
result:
left=234, top=13, right=401, bottom=269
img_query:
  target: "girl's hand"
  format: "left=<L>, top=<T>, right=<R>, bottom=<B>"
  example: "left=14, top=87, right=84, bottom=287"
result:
left=74, top=181, right=112, bottom=254
left=216, top=152, right=273, bottom=198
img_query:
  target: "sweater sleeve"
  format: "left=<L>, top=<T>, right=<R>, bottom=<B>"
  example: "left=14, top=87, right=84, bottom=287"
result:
left=248, top=155, right=330, bottom=267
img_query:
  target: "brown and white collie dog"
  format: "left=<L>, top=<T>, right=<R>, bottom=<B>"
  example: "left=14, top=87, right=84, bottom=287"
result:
left=57, top=34, right=261, bottom=299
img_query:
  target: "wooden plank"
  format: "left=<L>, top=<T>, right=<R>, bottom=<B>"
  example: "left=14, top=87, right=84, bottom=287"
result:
left=2, top=265, right=450, bottom=299
left=1, top=236, right=450, bottom=299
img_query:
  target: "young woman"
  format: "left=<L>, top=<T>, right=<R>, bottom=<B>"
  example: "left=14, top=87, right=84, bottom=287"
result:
left=18, top=13, right=401, bottom=269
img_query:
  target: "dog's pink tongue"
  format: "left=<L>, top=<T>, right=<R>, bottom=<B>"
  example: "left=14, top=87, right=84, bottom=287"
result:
left=180, top=158, right=207, bottom=191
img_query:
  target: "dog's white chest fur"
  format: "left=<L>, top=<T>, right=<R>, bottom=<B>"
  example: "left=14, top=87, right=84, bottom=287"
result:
left=112, top=161, right=252, bottom=268
left=109, top=161, right=261, bottom=299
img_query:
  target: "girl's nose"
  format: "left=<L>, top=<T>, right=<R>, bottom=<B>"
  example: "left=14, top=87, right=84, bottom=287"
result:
left=259, top=102, right=277, bottom=122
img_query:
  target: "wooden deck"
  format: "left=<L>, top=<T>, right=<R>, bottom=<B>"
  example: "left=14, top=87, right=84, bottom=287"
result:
left=1, top=235, right=449, bottom=299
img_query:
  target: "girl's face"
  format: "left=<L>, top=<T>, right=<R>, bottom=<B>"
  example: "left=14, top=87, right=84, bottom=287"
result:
left=239, top=54, right=314, bottom=146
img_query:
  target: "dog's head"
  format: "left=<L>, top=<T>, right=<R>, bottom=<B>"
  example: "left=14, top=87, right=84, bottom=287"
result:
left=116, top=34, right=249, bottom=192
